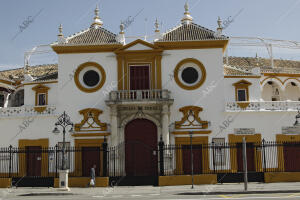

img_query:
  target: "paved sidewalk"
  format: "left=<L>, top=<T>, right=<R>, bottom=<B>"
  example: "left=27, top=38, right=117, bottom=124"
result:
left=0, top=182, right=300, bottom=198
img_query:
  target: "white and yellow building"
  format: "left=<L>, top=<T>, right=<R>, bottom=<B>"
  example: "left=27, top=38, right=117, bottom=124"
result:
left=0, top=3, right=300, bottom=186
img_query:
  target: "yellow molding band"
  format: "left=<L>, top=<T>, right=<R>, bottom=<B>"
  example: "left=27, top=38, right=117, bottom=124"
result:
left=172, top=130, right=211, bottom=135
left=51, top=44, right=122, bottom=54
left=72, top=133, right=110, bottom=137
left=159, top=175, right=217, bottom=186
left=224, top=76, right=261, bottom=78
left=265, top=172, right=300, bottom=183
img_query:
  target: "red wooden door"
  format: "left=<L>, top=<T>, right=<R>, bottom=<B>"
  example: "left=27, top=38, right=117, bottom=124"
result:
left=182, top=145, right=203, bottom=174
left=236, top=143, right=255, bottom=172
left=26, top=146, right=42, bottom=176
left=82, top=147, right=101, bottom=177
left=283, top=142, right=300, bottom=172
left=130, top=66, right=150, bottom=90
left=125, top=119, right=157, bottom=176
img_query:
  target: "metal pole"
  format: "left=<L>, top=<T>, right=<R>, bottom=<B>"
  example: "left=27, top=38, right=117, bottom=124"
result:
left=55, top=144, right=58, bottom=177
left=242, top=137, right=248, bottom=191
left=190, top=132, right=194, bottom=189
left=212, top=142, right=216, bottom=173
left=262, top=139, right=266, bottom=172
left=9, top=145, right=12, bottom=178
left=62, top=127, right=66, bottom=170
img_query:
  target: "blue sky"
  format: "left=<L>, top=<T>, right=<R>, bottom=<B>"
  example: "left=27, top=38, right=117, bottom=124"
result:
left=0, top=0, right=300, bottom=70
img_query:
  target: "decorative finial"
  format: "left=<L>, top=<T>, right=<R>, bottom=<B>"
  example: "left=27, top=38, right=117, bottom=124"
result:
left=116, top=21, right=126, bottom=45
left=184, top=1, right=189, bottom=12
left=120, top=21, right=124, bottom=34
left=155, top=18, right=159, bottom=32
left=58, top=24, right=63, bottom=36
left=214, top=16, right=223, bottom=37
left=217, top=16, right=222, bottom=28
left=57, top=23, right=66, bottom=43
left=181, top=1, right=193, bottom=25
left=91, top=5, right=103, bottom=28
left=95, top=4, right=99, bottom=17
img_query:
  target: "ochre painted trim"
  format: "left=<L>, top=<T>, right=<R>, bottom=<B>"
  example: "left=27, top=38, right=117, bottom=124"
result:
left=263, top=73, right=300, bottom=77
left=265, top=172, right=300, bottom=183
left=172, top=130, right=211, bottom=135
left=156, top=55, right=162, bottom=89
left=15, top=81, right=57, bottom=89
left=18, top=138, right=49, bottom=177
left=68, top=177, right=109, bottom=187
left=154, top=40, right=229, bottom=52
left=115, top=39, right=161, bottom=51
left=0, top=178, right=11, bottom=188
left=174, top=58, right=206, bottom=90
left=0, top=79, right=15, bottom=86
left=23, top=81, right=58, bottom=86
left=74, top=108, right=107, bottom=132
left=34, top=106, right=47, bottom=112
left=72, top=133, right=110, bottom=137
left=232, top=79, right=252, bottom=102
left=260, top=76, right=284, bottom=85
left=175, top=136, right=209, bottom=174
left=224, top=76, right=261, bottom=78
left=54, top=178, right=59, bottom=188
left=114, top=41, right=163, bottom=90
left=74, top=62, right=106, bottom=93
left=175, top=106, right=209, bottom=129
left=237, top=102, right=250, bottom=109
left=228, top=134, right=262, bottom=173
left=282, top=78, right=300, bottom=85
left=276, top=134, right=300, bottom=142
left=51, top=44, right=123, bottom=54
left=32, top=84, right=50, bottom=111
left=159, top=175, right=217, bottom=186
left=74, top=139, right=104, bottom=177
left=117, top=56, right=123, bottom=90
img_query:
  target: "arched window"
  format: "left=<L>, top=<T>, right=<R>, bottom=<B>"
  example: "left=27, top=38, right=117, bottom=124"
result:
left=0, top=94, right=4, bottom=107
left=13, top=89, right=24, bottom=107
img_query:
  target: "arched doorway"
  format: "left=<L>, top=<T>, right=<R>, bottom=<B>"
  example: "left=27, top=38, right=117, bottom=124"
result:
left=125, top=118, right=158, bottom=177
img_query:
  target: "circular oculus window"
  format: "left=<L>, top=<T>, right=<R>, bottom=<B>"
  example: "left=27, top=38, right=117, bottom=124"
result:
left=174, top=58, right=206, bottom=90
left=74, top=62, right=106, bottom=93
left=83, top=70, right=100, bottom=87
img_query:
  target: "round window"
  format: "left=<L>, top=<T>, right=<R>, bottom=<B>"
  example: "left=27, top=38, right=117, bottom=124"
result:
left=174, top=58, right=206, bottom=90
left=74, top=62, right=106, bottom=93
left=83, top=70, right=100, bottom=87
left=181, top=67, right=199, bottom=84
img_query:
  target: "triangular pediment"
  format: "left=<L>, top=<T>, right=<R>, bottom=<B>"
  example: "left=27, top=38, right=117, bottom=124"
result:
left=116, top=39, right=160, bottom=52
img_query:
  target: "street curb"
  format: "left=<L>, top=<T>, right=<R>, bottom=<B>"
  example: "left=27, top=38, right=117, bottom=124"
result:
left=177, top=190, right=300, bottom=195
left=18, top=193, right=76, bottom=196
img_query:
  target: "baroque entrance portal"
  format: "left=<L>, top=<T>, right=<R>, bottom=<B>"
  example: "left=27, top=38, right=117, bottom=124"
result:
left=125, top=118, right=158, bottom=177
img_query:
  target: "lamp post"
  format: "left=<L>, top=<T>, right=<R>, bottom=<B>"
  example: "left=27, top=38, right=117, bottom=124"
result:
left=189, top=131, right=194, bottom=189
left=52, top=111, right=73, bottom=191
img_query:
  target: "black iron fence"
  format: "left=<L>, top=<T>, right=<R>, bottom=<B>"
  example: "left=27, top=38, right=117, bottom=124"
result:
left=158, top=140, right=300, bottom=176
left=0, top=140, right=300, bottom=178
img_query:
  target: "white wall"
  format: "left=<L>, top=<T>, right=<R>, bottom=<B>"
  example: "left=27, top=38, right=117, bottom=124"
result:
left=24, top=82, right=58, bottom=106
left=57, top=52, right=117, bottom=126
left=161, top=48, right=225, bottom=142
left=224, top=78, right=261, bottom=102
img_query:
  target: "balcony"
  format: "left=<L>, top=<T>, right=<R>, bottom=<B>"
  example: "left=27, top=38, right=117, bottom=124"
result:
left=0, top=105, right=56, bottom=117
left=226, top=101, right=300, bottom=111
left=106, top=90, right=173, bottom=105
